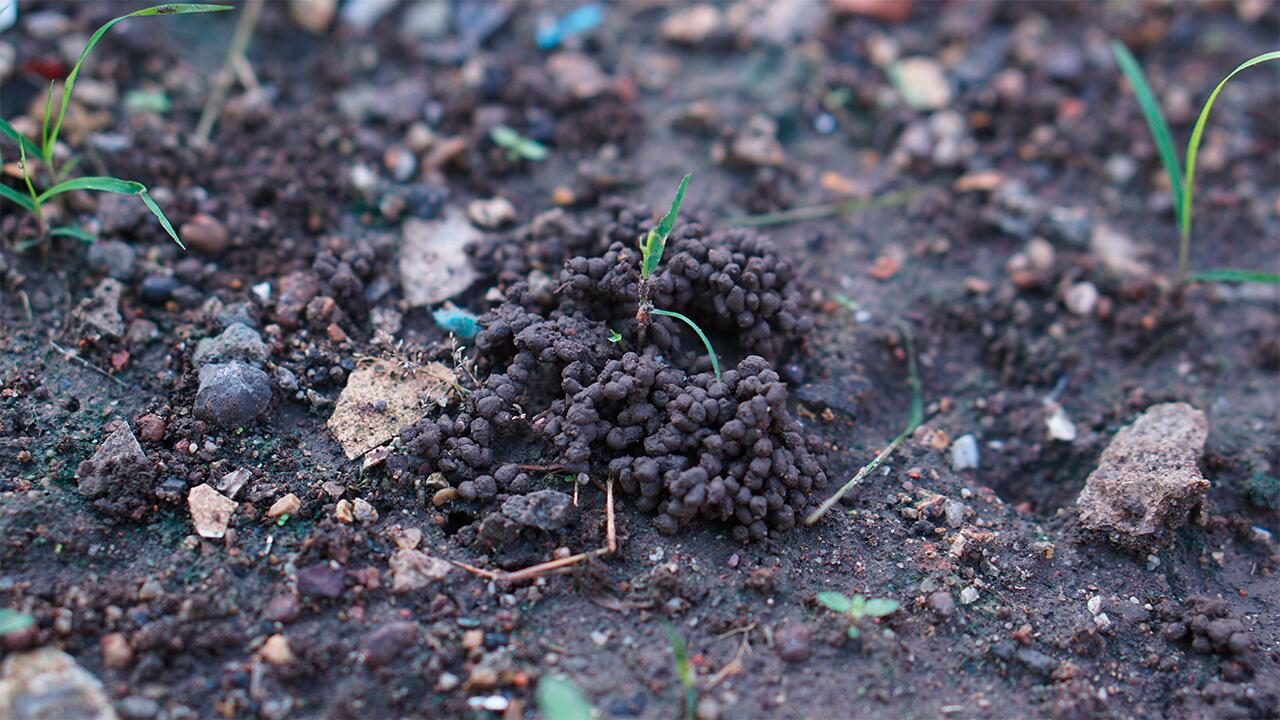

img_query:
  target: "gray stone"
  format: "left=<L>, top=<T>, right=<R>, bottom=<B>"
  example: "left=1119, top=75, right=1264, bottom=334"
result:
left=76, top=279, right=125, bottom=339
left=501, top=490, right=575, bottom=531
left=774, top=623, right=812, bottom=662
left=0, top=647, right=117, bottom=720
left=193, top=362, right=272, bottom=428
left=1077, top=403, right=1209, bottom=545
left=193, top=323, right=268, bottom=368
left=78, top=424, right=146, bottom=498
left=950, top=434, right=980, bottom=471
left=85, top=241, right=137, bottom=280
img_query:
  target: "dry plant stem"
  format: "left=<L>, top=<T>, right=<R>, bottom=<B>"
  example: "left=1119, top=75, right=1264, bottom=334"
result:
left=49, top=340, right=126, bottom=387
left=804, top=431, right=911, bottom=525
left=450, top=479, right=616, bottom=584
left=195, top=0, right=264, bottom=144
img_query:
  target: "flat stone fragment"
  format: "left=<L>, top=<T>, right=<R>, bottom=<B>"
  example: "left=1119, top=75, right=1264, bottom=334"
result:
left=1077, top=402, right=1209, bottom=545
left=0, top=647, right=117, bottom=720
left=327, top=359, right=456, bottom=459
left=400, top=208, right=479, bottom=307
left=188, top=484, right=238, bottom=539
left=389, top=549, right=452, bottom=593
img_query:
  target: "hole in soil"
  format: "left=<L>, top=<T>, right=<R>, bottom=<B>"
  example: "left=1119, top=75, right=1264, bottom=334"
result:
left=443, top=511, right=475, bottom=536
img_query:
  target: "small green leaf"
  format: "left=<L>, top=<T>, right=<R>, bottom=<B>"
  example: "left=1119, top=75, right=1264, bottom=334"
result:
left=0, top=116, right=46, bottom=162
left=491, top=125, right=520, bottom=147
left=648, top=308, right=720, bottom=383
left=140, top=191, right=185, bottom=249
left=641, top=173, right=691, bottom=278
left=45, top=4, right=234, bottom=158
left=36, top=176, right=145, bottom=203
left=0, top=183, right=36, bottom=213
left=0, top=609, right=35, bottom=635
left=1189, top=269, right=1280, bottom=284
left=517, top=137, right=548, bottom=162
left=863, top=598, right=901, bottom=617
left=1110, top=41, right=1184, bottom=228
left=536, top=675, right=593, bottom=720
left=1181, top=52, right=1280, bottom=247
left=850, top=594, right=866, bottom=615
left=50, top=226, right=97, bottom=243
left=816, top=591, right=853, bottom=613
left=607, top=329, right=622, bottom=343
left=846, top=625, right=860, bottom=639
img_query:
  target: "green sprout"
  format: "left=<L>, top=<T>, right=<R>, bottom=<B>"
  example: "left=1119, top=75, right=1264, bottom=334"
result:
left=490, top=125, right=548, bottom=162
left=606, top=329, right=623, bottom=343
left=634, top=174, right=721, bottom=382
left=1111, top=42, right=1280, bottom=286
left=535, top=674, right=594, bottom=720
left=0, top=4, right=233, bottom=247
left=663, top=623, right=696, bottom=720
left=0, top=609, right=36, bottom=635
left=816, top=592, right=901, bottom=639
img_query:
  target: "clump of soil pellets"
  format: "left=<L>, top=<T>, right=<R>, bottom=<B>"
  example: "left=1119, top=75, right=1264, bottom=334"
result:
left=391, top=199, right=827, bottom=541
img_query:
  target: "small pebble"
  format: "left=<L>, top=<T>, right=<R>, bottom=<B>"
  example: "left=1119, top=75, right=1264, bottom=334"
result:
left=774, top=623, right=812, bottom=662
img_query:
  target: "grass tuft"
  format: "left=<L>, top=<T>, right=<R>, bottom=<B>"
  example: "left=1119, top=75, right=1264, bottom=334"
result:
left=1112, top=42, right=1279, bottom=285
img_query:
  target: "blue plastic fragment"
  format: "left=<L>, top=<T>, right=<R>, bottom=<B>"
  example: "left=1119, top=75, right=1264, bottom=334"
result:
left=433, top=307, right=481, bottom=340
left=535, top=4, right=602, bottom=51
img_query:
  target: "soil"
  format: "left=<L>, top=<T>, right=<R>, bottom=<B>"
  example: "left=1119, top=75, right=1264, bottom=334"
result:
left=2, top=1, right=1279, bottom=719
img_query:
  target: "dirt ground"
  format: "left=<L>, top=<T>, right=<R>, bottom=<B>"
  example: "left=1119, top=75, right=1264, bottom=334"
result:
left=2, top=1, right=1279, bottom=718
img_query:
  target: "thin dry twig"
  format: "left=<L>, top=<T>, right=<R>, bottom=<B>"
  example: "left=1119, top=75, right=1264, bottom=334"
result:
left=195, top=0, right=265, bottom=144
left=49, top=340, right=126, bottom=387
left=451, top=479, right=617, bottom=584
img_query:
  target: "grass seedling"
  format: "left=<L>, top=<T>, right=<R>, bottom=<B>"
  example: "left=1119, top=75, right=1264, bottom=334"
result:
left=664, top=623, right=696, bottom=720
left=806, top=320, right=923, bottom=525
left=635, top=174, right=722, bottom=382
left=0, top=609, right=35, bottom=635
left=815, top=592, right=901, bottom=639
left=0, top=3, right=233, bottom=247
left=491, top=125, right=549, bottom=162
left=535, top=674, right=594, bottom=720
left=1111, top=42, right=1280, bottom=286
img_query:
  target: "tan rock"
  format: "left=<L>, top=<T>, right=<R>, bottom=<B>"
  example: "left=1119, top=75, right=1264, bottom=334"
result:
left=99, top=633, right=132, bottom=669
left=326, top=359, right=456, bottom=460
left=188, top=484, right=237, bottom=539
left=259, top=634, right=294, bottom=666
left=335, top=499, right=355, bottom=524
left=0, top=647, right=117, bottom=720
left=267, top=494, right=300, bottom=519
left=1077, top=403, right=1210, bottom=546
left=389, top=549, right=452, bottom=593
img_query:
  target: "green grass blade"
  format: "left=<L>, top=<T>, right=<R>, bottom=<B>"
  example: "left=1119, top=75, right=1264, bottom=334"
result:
left=0, top=183, right=36, bottom=212
left=642, top=173, right=691, bottom=277
left=46, top=4, right=234, bottom=157
left=535, top=675, right=593, bottom=720
left=50, top=226, right=98, bottom=243
left=40, top=81, right=54, bottom=152
left=649, top=308, right=720, bottom=383
left=36, top=176, right=145, bottom=203
left=1181, top=52, right=1280, bottom=246
left=1189, top=269, right=1280, bottom=284
left=662, top=623, right=696, bottom=720
left=140, top=191, right=185, bottom=249
left=0, top=117, right=45, bottom=163
left=1111, top=41, right=1184, bottom=227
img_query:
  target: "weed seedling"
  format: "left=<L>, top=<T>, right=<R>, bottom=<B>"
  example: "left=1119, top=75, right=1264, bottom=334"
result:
left=490, top=125, right=549, bottom=162
left=0, top=3, right=232, bottom=247
left=1111, top=42, right=1280, bottom=285
left=0, top=609, right=35, bottom=635
left=664, top=623, right=696, bottom=720
left=816, top=592, right=901, bottom=639
left=535, top=674, right=594, bottom=720
left=635, top=174, right=722, bottom=382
